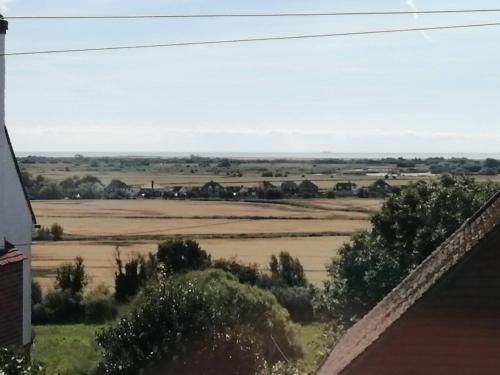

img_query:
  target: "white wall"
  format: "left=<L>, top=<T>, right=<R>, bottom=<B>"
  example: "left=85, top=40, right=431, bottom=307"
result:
left=0, top=30, right=34, bottom=346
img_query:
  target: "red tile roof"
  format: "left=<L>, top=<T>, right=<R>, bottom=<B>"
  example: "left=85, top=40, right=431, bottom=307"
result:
left=317, top=190, right=500, bottom=375
left=0, top=244, right=25, bottom=266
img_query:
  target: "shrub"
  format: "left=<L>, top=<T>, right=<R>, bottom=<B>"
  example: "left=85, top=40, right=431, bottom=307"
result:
left=84, top=293, right=118, bottom=324
left=156, top=239, right=211, bottom=273
left=36, top=227, right=52, bottom=241
left=50, top=223, right=64, bottom=241
left=97, top=269, right=301, bottom=375
left=211, top=257, right=259, bottom=285
left=55, top=257, right=88, bottom=295
left=114, top=249, right=155, bottom=302
left=32, top=280, right=42, bottom=306
left=269, top=252, right=307, bottom=288
left=32, top=289, right=84, bottom=324
left=270, top=287, right=315, bottom=323
left=0, top=347, right=44, bottom=374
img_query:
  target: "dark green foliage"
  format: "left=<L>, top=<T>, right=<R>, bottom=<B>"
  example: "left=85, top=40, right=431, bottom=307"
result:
left=36, top=227, right=52, bottom=241
left=32, top=280, right=42, bottom=306
left=32, top=289, right=84, bottom=324
left=84, top=287, right=118, bottom=324
left=50, top=223, right=64, bottom=241
left=55, top=257, right=88, bottom=295
left=0, top=347, right=44, bottom=374
left=324, top=175, right=499, bottom=324
left=211, top=258, right=259, bottom=284
left=114, top=248, right=155, bottom=302
left=271, top=287, right=315, bottom=323
left=269, top=252, right=307, bottom=287
left=35, top=223, right=64, bottom=241
left=156, top=239, right=211, bottom=273
left=97, top=269, right=300, bottom=375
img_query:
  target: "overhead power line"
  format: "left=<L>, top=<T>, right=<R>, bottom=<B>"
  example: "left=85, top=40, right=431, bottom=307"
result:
left=4, top=9, right=500, bottom=20
left=3, top=21, right=500, bottom=57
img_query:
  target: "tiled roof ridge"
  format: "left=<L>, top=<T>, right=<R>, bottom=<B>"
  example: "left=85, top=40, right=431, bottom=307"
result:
left=317, top=190, right=500, bottom=375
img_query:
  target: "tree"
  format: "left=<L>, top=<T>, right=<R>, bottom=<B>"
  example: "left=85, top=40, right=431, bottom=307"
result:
left=55, top=256, right=88, bottom=295
left=50, top=223, right=64, bottom=241
left=156, top=239, right=211, bottom=273
left=269, top=252, right=307, bottom=287
left=323, top=175, right=499, bottom=324
left=97, top=269, right=301, bottom=375
left=114, top=248, right=155, bottom=302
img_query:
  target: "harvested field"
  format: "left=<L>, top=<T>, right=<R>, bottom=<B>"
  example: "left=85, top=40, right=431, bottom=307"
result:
left=33, top=236, right=350, bottom=288
left=32, top=198, right=378, bottom=287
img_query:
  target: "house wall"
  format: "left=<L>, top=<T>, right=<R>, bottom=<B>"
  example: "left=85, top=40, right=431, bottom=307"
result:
left=0, top=27, right=33, bottom=345
left=0, top=260, right=24, bottom=346
left=341, top=224, right=500, bottom=375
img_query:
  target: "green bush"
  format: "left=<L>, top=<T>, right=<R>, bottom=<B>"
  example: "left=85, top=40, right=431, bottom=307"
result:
left=156, top=239, right=211, bottom=273
left=97, top=269, right=301, bottom=375
left=114, top=249, right=155, bottom=302
left=32, top=290, right=84, bottom=324
left=50, top=223, right=64, bottom=241
left=211, top=257, right=259, bottom=285
left=0, top=347, right=44, bottom=375
left=269, top=252, right=307, bottom=288
left=55, top=257, right=88, bottom=295
left=84, top=295, right=118, bottom=324
left=32, top=280, right=42, bottom=306
left=271, top=287, right=315, bottom=323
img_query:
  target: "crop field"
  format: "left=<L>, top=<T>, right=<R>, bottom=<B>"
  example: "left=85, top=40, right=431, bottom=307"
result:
left=32, top=198, right=381, bottom=288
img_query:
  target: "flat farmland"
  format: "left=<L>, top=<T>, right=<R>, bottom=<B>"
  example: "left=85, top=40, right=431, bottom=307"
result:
left=32, top=198, right=379, bottom=287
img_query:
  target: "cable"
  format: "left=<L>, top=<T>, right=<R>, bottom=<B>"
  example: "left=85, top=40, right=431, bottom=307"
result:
left=4, top=9, right=500, bottom=20
left=3, top=21, right=500, bottom=57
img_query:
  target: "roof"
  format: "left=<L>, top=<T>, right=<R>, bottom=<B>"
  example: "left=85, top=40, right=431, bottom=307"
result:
left=4, top=126, right=36, bottom=224
left=317, top=190, right=500, bottom=375
left=0, top=242, right=26, bottom=266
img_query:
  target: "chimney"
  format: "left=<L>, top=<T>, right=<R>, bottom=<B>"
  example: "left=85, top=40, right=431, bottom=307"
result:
left=0, top=15, right=8, bottom=251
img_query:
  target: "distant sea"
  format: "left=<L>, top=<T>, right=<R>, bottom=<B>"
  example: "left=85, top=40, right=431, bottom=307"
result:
left=16, top=152, right=500, bottom=160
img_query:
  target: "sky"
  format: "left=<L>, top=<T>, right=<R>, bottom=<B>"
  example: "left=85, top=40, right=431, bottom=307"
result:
left=2, top=0, right=500, bottom=154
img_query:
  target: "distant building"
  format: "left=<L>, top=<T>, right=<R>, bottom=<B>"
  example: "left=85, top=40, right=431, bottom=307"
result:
left=297, top=180, right=319, bottom=197
left=254, top=181, right=278, bottom=194
left=334, top=182, right=359, bottom=196
left=104, top=179, right=135, bottom=198
left=281, top=181, right=298, bottom=195
left=368, top=179, right=392, bottom=198
left=317, top=192, right=500, bottom=375
left=138, top=181, right=164, bottom=198
left=0, top=15, right=37, bottom=346
left=200, top=181, right=226, bottom=198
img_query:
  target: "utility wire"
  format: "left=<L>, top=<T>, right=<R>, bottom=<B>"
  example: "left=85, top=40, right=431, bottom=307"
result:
left=3, top=21, right=500, bottom=57
left=4, top=9, right=500, bottom=20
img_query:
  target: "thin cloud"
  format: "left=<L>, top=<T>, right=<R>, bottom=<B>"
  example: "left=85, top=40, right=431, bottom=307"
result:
left=0, top=0, right=14, bottom=12
left=406, top=0, right=433, bottom=42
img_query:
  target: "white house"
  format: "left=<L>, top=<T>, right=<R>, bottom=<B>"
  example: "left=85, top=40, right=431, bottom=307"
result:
left=0, top=16, right=36, bottom=346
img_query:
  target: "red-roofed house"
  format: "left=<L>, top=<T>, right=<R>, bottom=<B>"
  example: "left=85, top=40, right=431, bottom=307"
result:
left=0, top=16, right=36, bottom=347
left=317, top=191, right=500, bottom=375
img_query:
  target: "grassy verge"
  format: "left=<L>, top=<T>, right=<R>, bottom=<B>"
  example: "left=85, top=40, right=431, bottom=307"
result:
left=33, top=322, right=329, bottom=375
left=34, top=324, right=104, bottom=374
left=62, top=231, right=356, bottom=242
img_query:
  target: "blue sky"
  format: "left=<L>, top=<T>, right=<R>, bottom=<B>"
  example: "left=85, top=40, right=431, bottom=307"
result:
left=2, top=0, right=500, bottom=153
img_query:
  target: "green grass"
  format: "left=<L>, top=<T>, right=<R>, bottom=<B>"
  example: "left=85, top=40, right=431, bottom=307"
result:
left=34, top=324, right=104, bottom=375
left=33, top=322, right=330, bottom=375
left=295, top=323, right=330, bottom=374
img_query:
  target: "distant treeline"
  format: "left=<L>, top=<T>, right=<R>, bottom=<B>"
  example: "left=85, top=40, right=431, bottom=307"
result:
left=19, top=154, right=500, bottom=176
